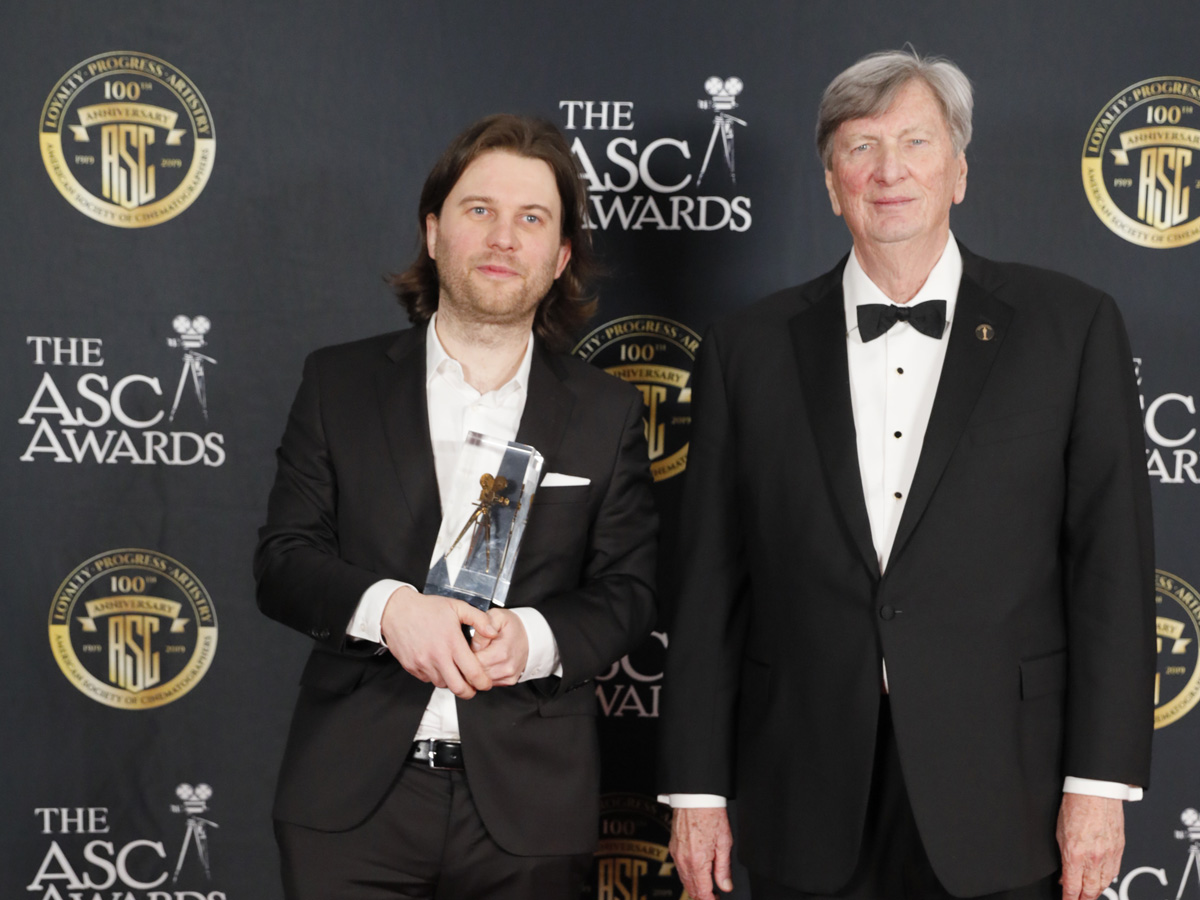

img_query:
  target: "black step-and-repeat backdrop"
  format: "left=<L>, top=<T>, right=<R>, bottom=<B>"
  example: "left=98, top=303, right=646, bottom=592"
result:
left=3, top=3, right=1199, bottom=898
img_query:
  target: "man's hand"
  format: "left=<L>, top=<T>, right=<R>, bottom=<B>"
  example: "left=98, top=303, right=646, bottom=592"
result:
left=669, top=807, right=734, bottom=900
left=470, top=607, right=529, bottom=686
left=1057, top=793, right=1124, bottom=900
left=379, top=586, right=497, bottom=698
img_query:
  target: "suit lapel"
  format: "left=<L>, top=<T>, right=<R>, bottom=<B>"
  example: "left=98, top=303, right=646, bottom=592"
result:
left=889, top=250, right=1014, bottom=563
left=377, top=325, right=442, bottom=542
left=515, top=342, right=573, bottom=470
left=790, top=269, right=879, bottom=577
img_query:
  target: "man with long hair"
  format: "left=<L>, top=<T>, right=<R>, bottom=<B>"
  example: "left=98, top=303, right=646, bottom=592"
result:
left=256, top=114, right=657, bottom=898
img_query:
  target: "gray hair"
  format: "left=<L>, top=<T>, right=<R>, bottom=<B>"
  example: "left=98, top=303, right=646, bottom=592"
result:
left=816, top=49, right=973, bottom=168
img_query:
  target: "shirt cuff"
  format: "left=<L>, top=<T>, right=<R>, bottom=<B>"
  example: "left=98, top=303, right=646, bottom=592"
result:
left=658, top=793, right=728, bottom=808
left=509, top=607, right=562, bottom=680
left=1062, top=776, right=1143, bottom=802
left=346, top=579, right=409, bottom=644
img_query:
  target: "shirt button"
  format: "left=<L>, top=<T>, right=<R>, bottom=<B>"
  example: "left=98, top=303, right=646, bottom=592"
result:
left=896, top=367, right=904, bottom=374
left=894, top=491, right=903, bottom=499
left=894, top=431, right=902, bottom=438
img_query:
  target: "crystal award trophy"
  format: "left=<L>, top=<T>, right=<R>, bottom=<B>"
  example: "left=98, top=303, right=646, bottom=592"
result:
left=424, top=432, right=544, bottom=611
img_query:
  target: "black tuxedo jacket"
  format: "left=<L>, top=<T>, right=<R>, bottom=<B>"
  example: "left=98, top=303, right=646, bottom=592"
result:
left=659, top=246, right=1155, bottom=896
left=255, top=324, right=657, bottom=857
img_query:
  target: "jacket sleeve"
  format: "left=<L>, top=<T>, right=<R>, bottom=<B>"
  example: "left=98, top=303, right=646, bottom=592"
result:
left=536, top=389, right=659, bottom=692
left=253, top=351, right=381, bottom=654
left=1061, top=294, right=1156, bottom=786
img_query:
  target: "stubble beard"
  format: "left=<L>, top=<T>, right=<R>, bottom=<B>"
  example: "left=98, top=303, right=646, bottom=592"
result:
left=436, top=252, right=559, bottom=331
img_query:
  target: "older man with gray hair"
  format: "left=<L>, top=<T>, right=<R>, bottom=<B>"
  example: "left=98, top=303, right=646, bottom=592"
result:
left=659, top=49, right=1154, bottom=900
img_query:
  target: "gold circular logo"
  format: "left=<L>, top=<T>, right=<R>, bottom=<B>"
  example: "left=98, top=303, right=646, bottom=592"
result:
left=584, top=793, right=684, bottom=900
left=1155, top=569, right=1200, bottom=728
left=49, top=549, right=218, bottom=709
left=40, top=52, right=215, bottom=227
left=1082, top=77, right=1200, bottom=248
left=573, top=316, right=700, bottom=482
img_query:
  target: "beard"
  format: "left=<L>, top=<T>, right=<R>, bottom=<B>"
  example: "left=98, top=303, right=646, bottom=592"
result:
left=435, top=248, right=560, bottom=329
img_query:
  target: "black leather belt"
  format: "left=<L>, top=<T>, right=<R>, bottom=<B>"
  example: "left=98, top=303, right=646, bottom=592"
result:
left=408, top=740, right=464, bottom=770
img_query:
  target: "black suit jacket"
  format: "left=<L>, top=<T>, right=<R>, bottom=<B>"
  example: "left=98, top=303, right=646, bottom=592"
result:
left=659, top=246, right=1155, bottom=896
left=255, top=323, right=657, bottom=856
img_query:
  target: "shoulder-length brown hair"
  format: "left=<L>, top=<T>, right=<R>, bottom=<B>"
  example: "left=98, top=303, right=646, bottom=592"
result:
left=389, top=114, right=597, bottom=352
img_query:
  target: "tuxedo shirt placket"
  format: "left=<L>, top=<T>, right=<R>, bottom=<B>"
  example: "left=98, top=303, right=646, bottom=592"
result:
left=843, top=236, right=960, bottom=575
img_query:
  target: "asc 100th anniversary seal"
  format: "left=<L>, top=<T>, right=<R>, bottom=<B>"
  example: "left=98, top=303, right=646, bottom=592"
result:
left=49, top=549, right=218, bottom=710
left=40, top=51, right=215, bottom=227
left=1082, top=76, right=1200, bottom=248
left=574, top=315, right=701, bottom=482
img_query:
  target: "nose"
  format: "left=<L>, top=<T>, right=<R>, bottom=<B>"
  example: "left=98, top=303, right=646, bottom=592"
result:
left=873, top=144, right=905, bottom=184
left=488, top=217, right=518, bottom=251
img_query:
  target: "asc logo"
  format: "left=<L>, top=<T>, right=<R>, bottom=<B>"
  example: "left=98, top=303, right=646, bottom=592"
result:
left=48, top=549, right=218, bottom=710
left=28, top=784, right=224, bottom=898
left=40, top=51, right=215, bottom=227
left=19, top=317, right=225, bottom=466
left=1082, top=76, right=1200, bottom=248
left=1155, top=569, right=1200, bottom=729
left=560, top=76, right=752, bottom=232
left=574, top=316, right=700, bottom=482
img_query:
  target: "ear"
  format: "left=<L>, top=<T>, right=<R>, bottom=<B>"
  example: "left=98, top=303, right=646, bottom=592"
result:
left=425, top=212, right=439, bottom=260
left=554, top=239, right=571, bottom=280
left=825, top=169, right=843, bottom=217
left=953, top=153, right=968, bottom=205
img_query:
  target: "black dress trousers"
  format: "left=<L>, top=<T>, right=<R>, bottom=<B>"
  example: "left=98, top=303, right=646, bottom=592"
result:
left=275, top=760, right=592, bottom=900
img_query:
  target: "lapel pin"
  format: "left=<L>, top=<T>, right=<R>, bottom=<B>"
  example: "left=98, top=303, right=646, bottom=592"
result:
left=975, top=323, right=995, bottom=342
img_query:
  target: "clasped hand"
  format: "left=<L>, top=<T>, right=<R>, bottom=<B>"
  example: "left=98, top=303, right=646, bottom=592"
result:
left=379, top=586, right=530, bottom=698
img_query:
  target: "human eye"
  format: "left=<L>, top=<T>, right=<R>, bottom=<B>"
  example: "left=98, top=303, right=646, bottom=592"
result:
left=522, top=213, right=542, bottom=224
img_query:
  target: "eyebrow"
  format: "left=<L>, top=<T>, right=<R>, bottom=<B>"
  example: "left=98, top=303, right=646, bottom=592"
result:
left=843, top=122, right=936, bottom=142
left=457, top=195, right=557, bottom=219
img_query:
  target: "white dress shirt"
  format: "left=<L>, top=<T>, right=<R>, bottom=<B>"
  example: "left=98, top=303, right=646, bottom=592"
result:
left=666, top=233, right=1138, bottom=808
left=345, top=313, right=561, bottom=741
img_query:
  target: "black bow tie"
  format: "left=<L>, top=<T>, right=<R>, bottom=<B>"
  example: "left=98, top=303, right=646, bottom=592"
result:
left=856, top=300, right=947, bottom=342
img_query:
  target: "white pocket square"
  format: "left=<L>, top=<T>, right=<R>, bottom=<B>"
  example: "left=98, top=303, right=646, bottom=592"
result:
left=541, top=472, right=590, bottom=487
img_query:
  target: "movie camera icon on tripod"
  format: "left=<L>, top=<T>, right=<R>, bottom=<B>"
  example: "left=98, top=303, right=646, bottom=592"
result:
left=697, top=76, right=746, bottom=186
left=166, top=315, right=216, bottom=422
left=170, top=782, right=218, bottom=882
left=1176, top=807, right=1200, bottom=900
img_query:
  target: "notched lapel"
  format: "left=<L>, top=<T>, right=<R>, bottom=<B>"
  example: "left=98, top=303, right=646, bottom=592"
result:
left=515, top=343, right=573, bottom=475
left=790, top=287, right=879, bottom=577
left=889, top=271, right=1014, bottom=563
left=377, top=327, right=442, bottom=547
